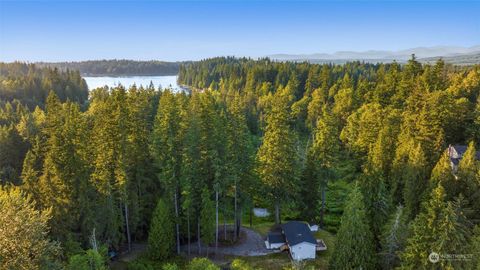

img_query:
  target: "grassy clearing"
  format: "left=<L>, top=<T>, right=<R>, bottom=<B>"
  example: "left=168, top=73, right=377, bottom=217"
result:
left=227, top=227, right=336, bottom=270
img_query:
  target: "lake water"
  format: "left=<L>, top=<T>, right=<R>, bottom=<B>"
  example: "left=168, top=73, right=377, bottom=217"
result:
left=83, top=75, right=182, bottom=91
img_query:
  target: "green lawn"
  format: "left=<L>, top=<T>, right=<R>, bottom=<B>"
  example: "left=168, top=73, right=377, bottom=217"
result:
left=238, top=221, right=337, bottom=270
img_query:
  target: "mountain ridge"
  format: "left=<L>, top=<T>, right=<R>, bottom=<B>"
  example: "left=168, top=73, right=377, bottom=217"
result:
left=268, top=45, right=480, bottom=62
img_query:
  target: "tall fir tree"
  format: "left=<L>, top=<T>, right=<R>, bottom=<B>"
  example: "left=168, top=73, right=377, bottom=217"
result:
left=151, top=89, right=184, bottom=254
left=401, top=184, right=471, bottom=269
left=456, top=142, right=480, bottom=223
left=256, top=87, right=299, bottom=224
left=301, top=104, right=339, bottom=224
left=148, top=198, right=175, bottom=260
left=330, top=184, right=376, bottom=270
left=200, top=188, right=215, bottom=256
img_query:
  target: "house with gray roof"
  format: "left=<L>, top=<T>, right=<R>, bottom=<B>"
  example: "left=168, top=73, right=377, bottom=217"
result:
left=265, top=221, right=326, bottom=260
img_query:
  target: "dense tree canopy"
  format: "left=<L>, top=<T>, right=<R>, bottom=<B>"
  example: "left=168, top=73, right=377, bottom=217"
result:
left=37, top=60, right=180, bottom=76
left=0, top=62, right=88, bottom=108
left=1, top=58, right=480, bottom=269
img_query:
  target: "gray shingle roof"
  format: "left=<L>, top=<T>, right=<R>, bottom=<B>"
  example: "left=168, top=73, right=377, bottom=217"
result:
left=282, top=221, right=316, bottom=246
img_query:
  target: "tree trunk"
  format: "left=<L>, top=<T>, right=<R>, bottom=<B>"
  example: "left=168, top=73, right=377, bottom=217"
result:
left=320, top=183, right=326, bottom=228
left=249, top=206, right=253, bottom=228
left=275, top=200, right=280, bottom=225
left=234, top=179, right=237, bottom=242
left=223, top=204, right=227, bottom=241
left=174, top=192, right=180, bottom=255
left=187, top=211, right=191, bottom=255
left=236, top=205, right=242, bottom=238
left=197, top=217, right=201, bottom=255
left=215, top=190, right=219, bottom=255
left=124, top=203, right=131, bottom=252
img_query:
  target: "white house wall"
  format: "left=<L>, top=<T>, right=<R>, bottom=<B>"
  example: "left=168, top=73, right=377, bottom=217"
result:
left=290, top=242, right=316, bottom=260
left=265, top=241, right=285, bottom=249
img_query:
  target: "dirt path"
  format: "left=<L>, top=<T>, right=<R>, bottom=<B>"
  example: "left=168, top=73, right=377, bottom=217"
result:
left=181, top=226, right=277, bottom=256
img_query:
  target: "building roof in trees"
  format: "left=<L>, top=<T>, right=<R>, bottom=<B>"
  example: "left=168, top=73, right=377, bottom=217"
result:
left=267, top=232, right=285, bottom=244
left=282, top=221, right=317, bottom=246
left=448, top=145, right=480, bottom=165
left=451, top=145, right=468, bottom=155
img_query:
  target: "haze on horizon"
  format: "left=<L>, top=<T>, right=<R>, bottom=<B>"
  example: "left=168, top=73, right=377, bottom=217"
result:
left=1, top=0, right=479, bottom=62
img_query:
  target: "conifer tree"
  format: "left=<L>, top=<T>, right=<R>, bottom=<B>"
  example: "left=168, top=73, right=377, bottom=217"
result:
left=256, top=88, right=299, bottom=224
left=469, top=226, right=480, bottom=270
left=148, top=198, right=175, bottom=260
left=0, top=187, right=60, bottom=270
left=151, top=89, right=183, bottom=254
left=124, top=86, right=158, bottom=247
left=429, top=151, right=457, bottom=200
left=401, top=184, right=471, bottom=269
left=20, top=149, right=41, bottom=204
left=330, top=184, right=376, bottom=270
left=456, top=142, right=480, bottom=222
left=89, top=87, right=129, bottom=247
left=38, top=94, right=90, bottom=241
left=200, top=188, right=216, bottom=256
left=226, top=93, right=254, bottom=239
left=402, top=143, right=429, bottom=219
left=301, top=104, right=339, bottom=224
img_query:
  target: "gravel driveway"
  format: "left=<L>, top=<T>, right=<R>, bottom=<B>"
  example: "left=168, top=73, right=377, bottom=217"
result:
left=181, top=226, right=277, bottom=256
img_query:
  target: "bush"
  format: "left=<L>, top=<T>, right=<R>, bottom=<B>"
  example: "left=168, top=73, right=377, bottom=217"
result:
left=231, top=259, right=253, bottom=270
left=162, top=263, right=179, bottom=270
left=187, top=258, right=219, bottom=270
left=67, top=248, right=108, bottom=270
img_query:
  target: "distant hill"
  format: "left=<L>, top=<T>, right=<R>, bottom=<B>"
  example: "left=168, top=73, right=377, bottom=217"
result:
left=419, top=52, right=480, bottom=65
left=36, top=60, right=181, bottom=76
left=268, top=45, right=480, bottom=64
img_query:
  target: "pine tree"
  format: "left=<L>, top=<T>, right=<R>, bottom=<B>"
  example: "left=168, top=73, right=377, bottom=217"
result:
left=456, top=142, right=480, bottom=222
left=20, top=149, right=41, bottom=204
left=401, top=184, right=471, bottom=269
left=301, top=104, right=339, bottom=224
left=148, top=198, right=175, bottom=260
left=200, top=188, right=215, bottom=256
left=226, top=93, right=254, bottom=239
left=358, top=170, right=391, bottom=246
left=330, top=184, right=376, bottom=270
left=469, top=226, right=480, bottom=270
left=430, top=151, right=457, bottom=200
left=124, top=86, right=158, bottom=248
left=151, top=89, right=183, bottom=254
left=89, top=87, right=128, bottom=247
left=0, top=187, right=60, bottom=270
left=38, top=95, right=90, bottom=241
left=402, top=143, right=429, bottom=220
left=256, top=88, right=299, bottom=224
left=181, top=94, right=204, bottom=254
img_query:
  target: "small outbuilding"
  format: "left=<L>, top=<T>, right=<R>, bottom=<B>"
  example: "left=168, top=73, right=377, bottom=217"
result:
left=265, top=232, right=285, bottom=249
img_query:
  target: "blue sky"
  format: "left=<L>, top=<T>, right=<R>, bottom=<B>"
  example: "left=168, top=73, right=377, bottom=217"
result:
left=0, top=0, right=479, bottom=62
